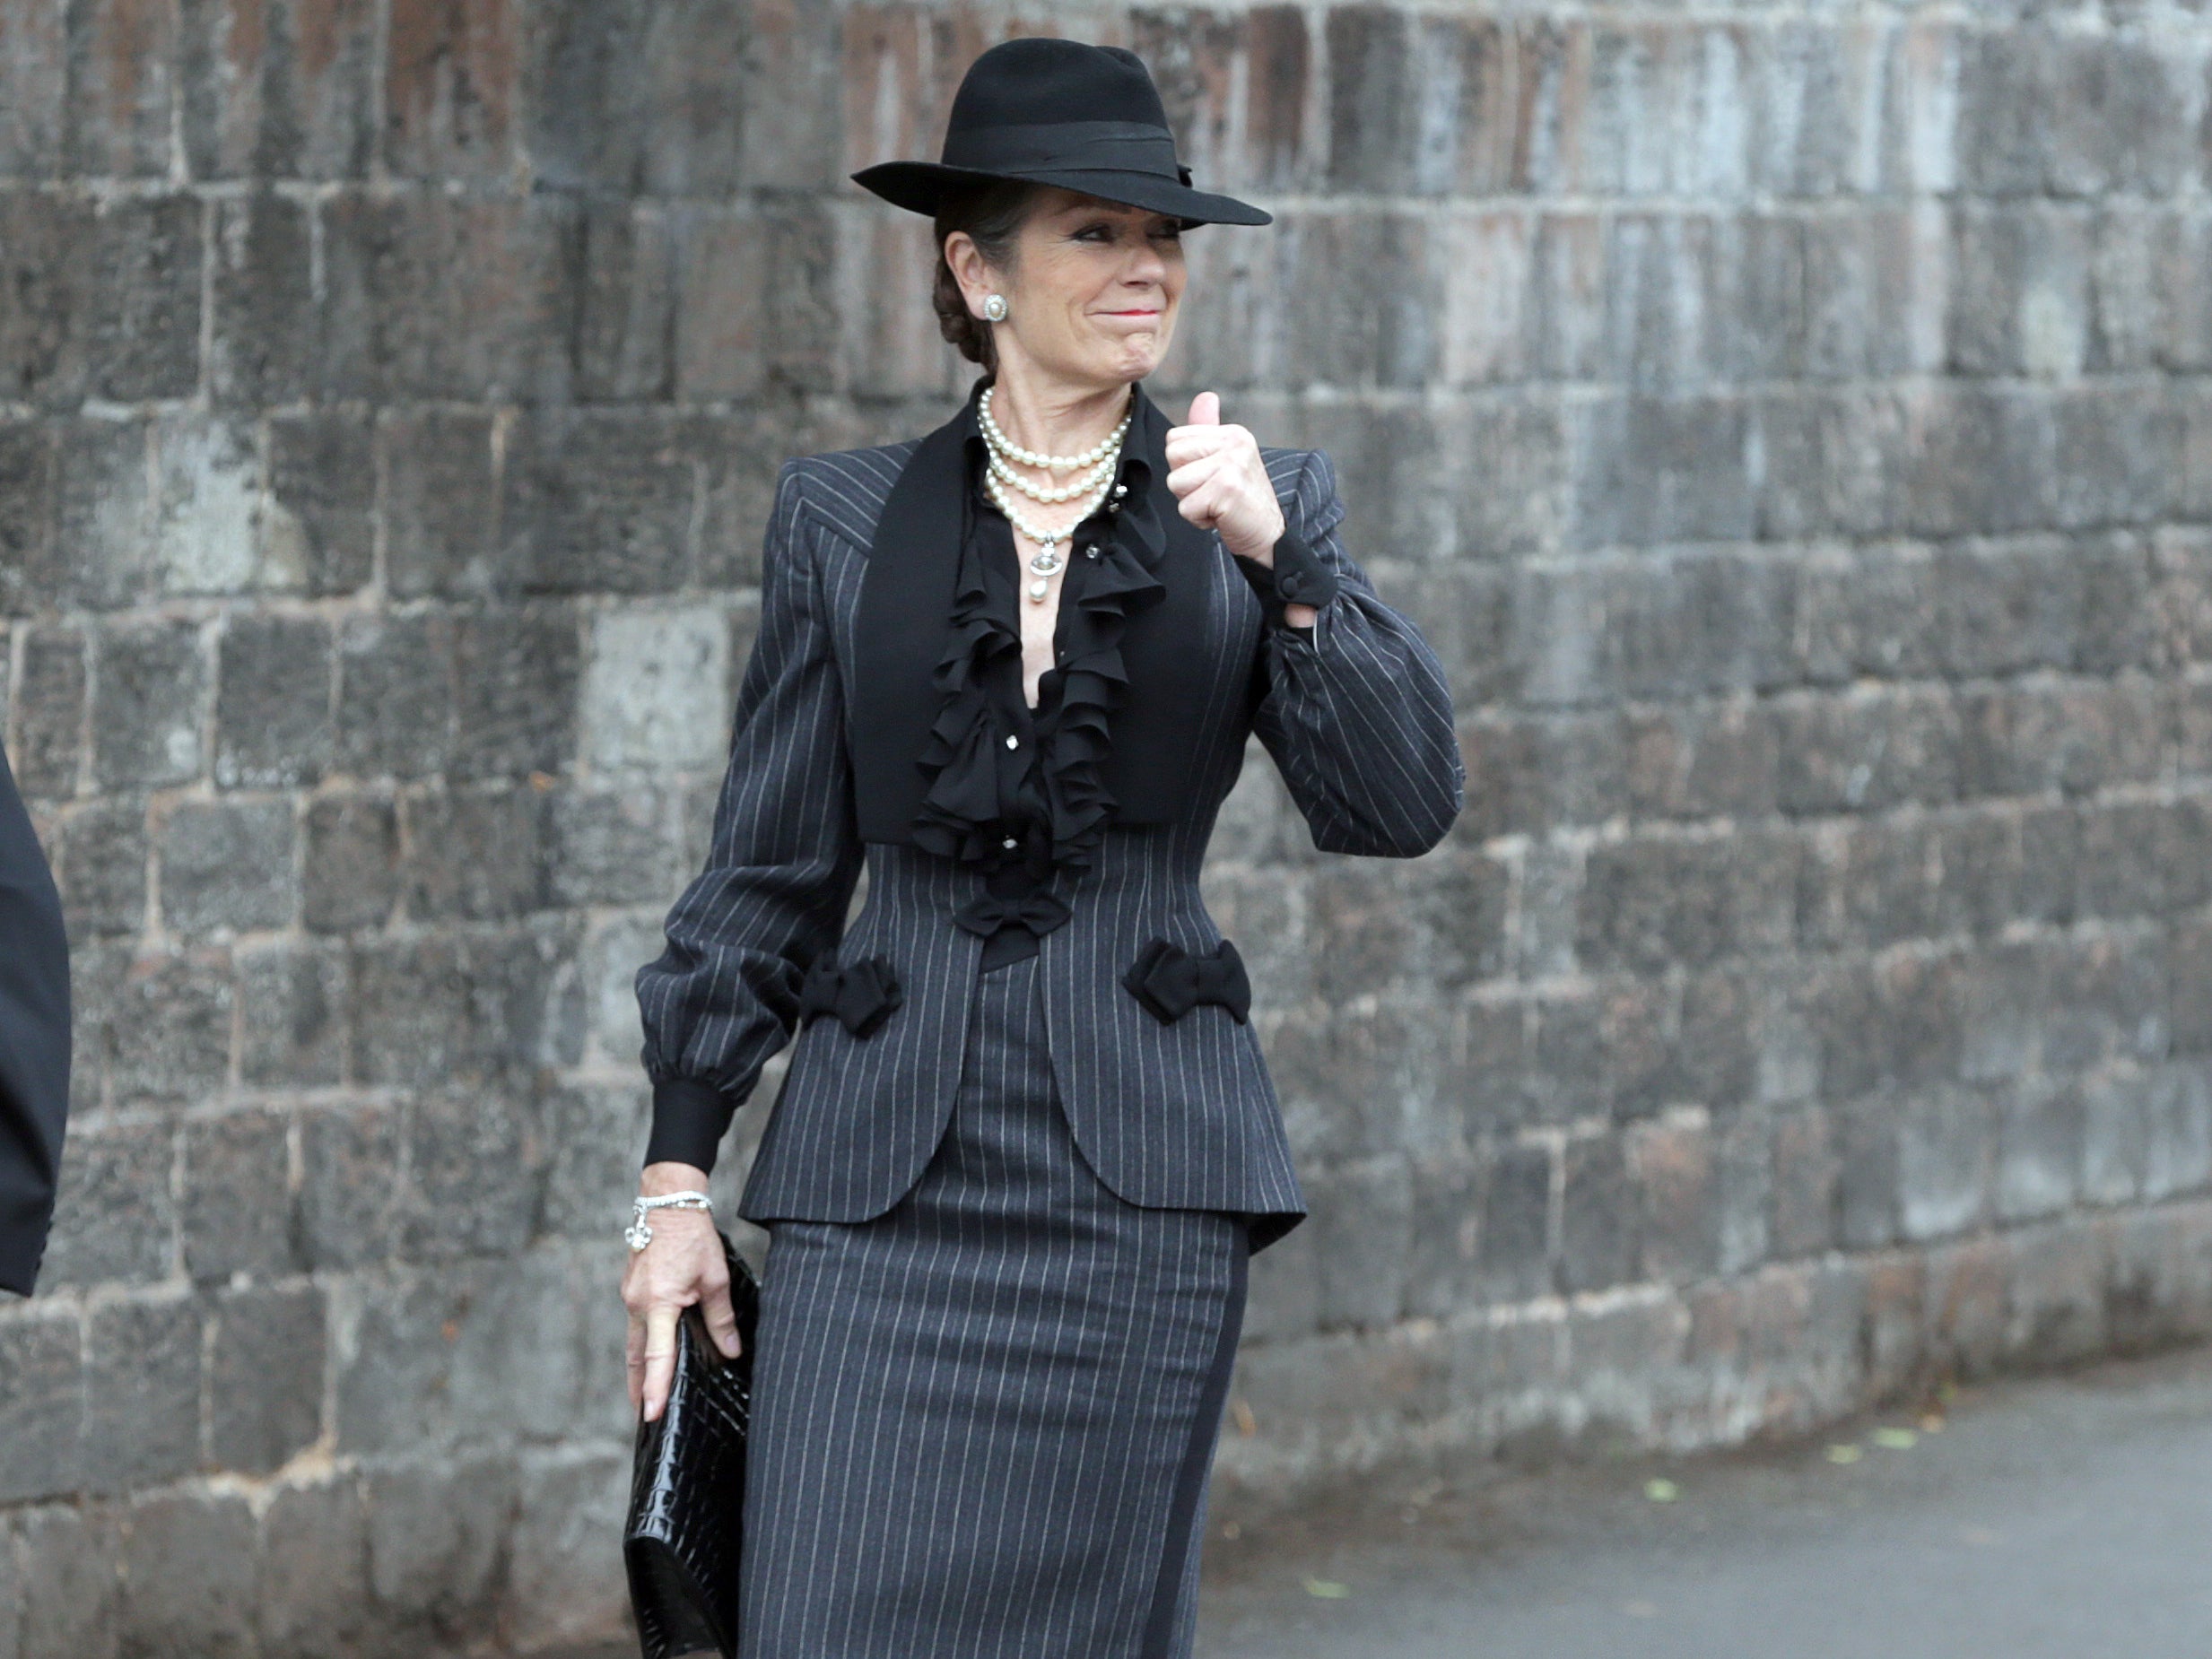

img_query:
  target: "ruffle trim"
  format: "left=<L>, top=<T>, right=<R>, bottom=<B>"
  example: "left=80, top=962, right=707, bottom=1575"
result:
left=910, top=502, right=1166, bottom=881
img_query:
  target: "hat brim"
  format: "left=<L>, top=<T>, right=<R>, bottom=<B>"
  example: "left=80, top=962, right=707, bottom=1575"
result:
left=851, top=161, right=1273, bottom=228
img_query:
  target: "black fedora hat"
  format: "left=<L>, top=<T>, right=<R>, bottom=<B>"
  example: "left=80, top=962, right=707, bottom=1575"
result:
left=851, top=38, right=1272, bottom=228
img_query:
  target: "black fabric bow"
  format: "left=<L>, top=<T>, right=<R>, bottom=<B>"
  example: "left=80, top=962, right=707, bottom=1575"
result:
left=953, top=887, right=1073, bottom=942
left=1121, top=937, right=1251, bottom=1026
left=797, top=952, right=903, bottom=1038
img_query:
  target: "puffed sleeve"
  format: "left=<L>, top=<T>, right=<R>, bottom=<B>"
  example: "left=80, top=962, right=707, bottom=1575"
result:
left=0, top=737, right=71, bottom=1297
left=634, top=462, right=864, bottom=1172
left=1243, top=447, right=1465, bottom=857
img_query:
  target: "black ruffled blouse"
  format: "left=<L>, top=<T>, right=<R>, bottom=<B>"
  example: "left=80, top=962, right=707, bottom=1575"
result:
left=910, top=430, right=1164, bottom=970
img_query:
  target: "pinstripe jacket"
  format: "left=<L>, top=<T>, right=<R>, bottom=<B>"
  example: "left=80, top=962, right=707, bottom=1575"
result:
left=635, top=381, right=1463, bottom=1246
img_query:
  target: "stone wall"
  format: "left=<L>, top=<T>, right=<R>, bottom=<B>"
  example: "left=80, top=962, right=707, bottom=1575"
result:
left=4, top=0, right=2212, bottom=1651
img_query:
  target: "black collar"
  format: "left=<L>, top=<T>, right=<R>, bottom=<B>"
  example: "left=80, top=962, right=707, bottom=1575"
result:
left=849, top=378, right=1223, bottom=845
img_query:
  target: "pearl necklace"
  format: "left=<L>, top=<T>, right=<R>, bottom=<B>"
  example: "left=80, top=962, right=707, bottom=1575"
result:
left=980, top=387, right=1130, bottom=470
left=977, top=387, right=1135, bottom=602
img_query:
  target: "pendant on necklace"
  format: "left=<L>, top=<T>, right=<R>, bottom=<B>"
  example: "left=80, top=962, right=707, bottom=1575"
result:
left=1028, top=578, right=1049, bottom=602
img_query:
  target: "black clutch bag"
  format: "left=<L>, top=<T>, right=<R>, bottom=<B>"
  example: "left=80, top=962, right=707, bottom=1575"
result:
left=623, top=1230, right=761, bottom=1659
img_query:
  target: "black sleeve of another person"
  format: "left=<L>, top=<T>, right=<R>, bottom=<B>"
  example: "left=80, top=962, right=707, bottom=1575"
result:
left=0, top=738, right=69, bottom=1296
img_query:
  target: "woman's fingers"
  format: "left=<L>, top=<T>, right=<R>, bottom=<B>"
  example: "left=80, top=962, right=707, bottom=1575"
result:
left=625, top=1312, right=647, bottom=1411
left=1164, top=421, right=1243, bottom=470
left=640, top=1304, right=681, bottom=1423
left=1166, top=449, right=1225, bottom=500
left=701, top=1280, right=744, bottom=1359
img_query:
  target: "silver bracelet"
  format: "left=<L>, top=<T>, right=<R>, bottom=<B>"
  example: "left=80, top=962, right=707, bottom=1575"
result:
left=626, top=1190, right=713, bottom=1252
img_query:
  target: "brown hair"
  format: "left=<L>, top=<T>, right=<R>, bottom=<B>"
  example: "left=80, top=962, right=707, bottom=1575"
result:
left=931, top=180, right=1046, bottom=376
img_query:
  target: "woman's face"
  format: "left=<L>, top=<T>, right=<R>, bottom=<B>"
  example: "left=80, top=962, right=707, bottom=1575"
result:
left=955, top=190, right=1189, bottom=388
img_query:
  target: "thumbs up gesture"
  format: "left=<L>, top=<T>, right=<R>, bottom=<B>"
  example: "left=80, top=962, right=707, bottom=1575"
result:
left=1164, top=391, right=1288, bottom=569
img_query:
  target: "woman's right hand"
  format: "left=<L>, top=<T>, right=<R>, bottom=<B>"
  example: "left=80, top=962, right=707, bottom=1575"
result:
left=622, top=1160, right=744, bottom=1423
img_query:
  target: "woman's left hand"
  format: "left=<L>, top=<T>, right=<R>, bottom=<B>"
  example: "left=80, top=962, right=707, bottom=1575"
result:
left=1165, top=393, right=1316, bottom=627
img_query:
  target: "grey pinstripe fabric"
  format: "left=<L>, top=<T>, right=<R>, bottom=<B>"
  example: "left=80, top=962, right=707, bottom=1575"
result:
left=739, top=954, right=1247, bottom=1657
left=635, top=430, right=1464, bottom=1233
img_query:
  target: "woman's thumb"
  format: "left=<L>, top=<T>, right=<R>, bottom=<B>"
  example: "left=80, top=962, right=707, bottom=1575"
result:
left=1188, top=390, right=1222, bottom=427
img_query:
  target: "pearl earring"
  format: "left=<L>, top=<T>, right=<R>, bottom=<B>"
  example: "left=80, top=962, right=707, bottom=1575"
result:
left=982, top=293, right=1008, bottom=323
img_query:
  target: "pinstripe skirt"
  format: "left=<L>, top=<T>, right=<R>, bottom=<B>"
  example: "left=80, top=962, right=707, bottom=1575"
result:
left=737, top=952, right=1250, bottom=1658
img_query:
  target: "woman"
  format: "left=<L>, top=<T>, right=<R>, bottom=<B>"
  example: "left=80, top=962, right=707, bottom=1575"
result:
left=626, top=37, right=1462, bottom=1658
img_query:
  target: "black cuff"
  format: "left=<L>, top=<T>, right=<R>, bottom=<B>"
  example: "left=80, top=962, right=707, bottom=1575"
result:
left=1232, top=531, right=1339, bottom=629
left=644, top=1076, right=737, bottom=1174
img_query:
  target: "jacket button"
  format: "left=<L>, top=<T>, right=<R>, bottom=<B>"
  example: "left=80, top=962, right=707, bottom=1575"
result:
left=1005, top=734, right=1019, bottom=750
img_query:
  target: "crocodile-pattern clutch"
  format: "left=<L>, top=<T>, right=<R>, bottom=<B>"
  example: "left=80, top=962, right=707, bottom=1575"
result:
left=623, top=1230, right=761, bottom=1659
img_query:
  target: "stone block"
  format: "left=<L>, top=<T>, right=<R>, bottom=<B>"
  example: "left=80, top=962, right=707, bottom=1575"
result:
left=52, top=797, right=149, bottom=939
left=548, top=785, right=679, bottom=906
left=1403, top=1152, right=1483, bottom=1320
left=83, top=1295, right=202, bottom=1495
left=1629, top=1111, right=1718, bottom=1284
left=1834, top=1088, right=1901, bottom=1249
left=12, top=628, right=86, bottom=796
left=1302, top=1157, right=1414, bottom=1332
left=1714, top=1101, right=1772, bottom=1274
left=537, top=1083, right=650, bottom=1239
left=363, top=1454, right=514, bottom=1640
left=1477, top=1139, right=1554, bottom=1301
left=1570, top=394, right=1755, bottom=550
left=383, top=407, right=501, bottom=600
left=99, top=947, right=232, bottom=1107
left=301, top=795, right=399, bottom=933
left=92, top=621, right=207, bottom=790
left=215, top=615, right=335, bottom=787
left=191, top=0, right=379, bottom=178
left=2004, top=1220, right=2106, bottom=1368
left=210, top=1283, right=325, bottom=1475
left=1766, top=1102, right=1836, bottom=1257
left=452, top=607, right=581, bottom=779
left=39, top=1118, right=176, bottom=1290
left=1560, top=1133, right=1634, bottom=1293
left=265, top=408, right=375, bottom=595
left=1948, top=202, right=2090, bottom=379
left=319, top=194, right=573, bottom=403
left=352, top=925, right=566, bottom=1088
left=298, top=1103, right=402, bottom=1269
left=238, top=940, right=346, bottom=1086
left=504, top=1451, right=632, bottom=1650
left=208, top=192, right=318, bottom=407
left=580, top=604, right=729, bottom=775
left=501, top=411, right=693, bottom=595
left=257, top=1478, right=373, bottom=1659
left=52, top=416, right=152, bottom=612
left=382, top=0, right=519, bottom=179
left=118, top=1487, right=257, bottom=1658
left=0, top=0, right=63, bottom=175
left=150, top=414, right=268, bottom=599
left=396, top=1088, right=537, bottom=1262
left=335, top=612, right=457, bottom=780
left=401, top=787, right=549, bottom=920
left=0, top=1307, right=83, bottom=1502
left=1896, top=1083, right=1992, bottom=1243
left=0, top=192, right=201, bottom=405
left=1576, top=830, right=1795, bottom=973
left=159, top=797, right=297, bottom=935
left=181, top=1108, right=299, bottom=1282
left=526, top=0, right=744, bottom=195
left=1278, top=209, right=1441, bottom=391
left=16, top=1501, right=123, bottom=1659
left=570, top=201, right=677, bottom=402
left=1997, top=1077, right=2084, bottom=1223
left=1772, top=686, right=1961, bottom=816
left=2144, top=1062, right=2212, bottom=1202
left=335, top=1249, right=600, bottom=1453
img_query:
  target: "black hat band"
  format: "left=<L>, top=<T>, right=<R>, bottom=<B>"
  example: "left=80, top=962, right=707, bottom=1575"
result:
left=942, top=119, right=1180, bottom=178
